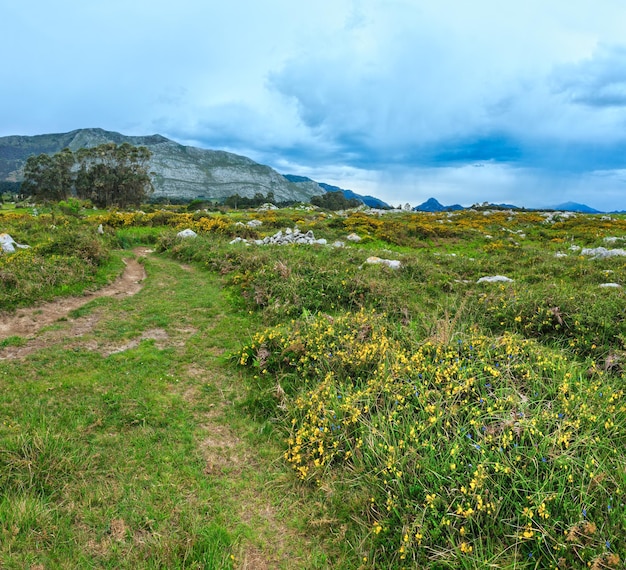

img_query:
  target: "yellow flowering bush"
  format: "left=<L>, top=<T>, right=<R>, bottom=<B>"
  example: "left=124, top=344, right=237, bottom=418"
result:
left=239, top=310, right=626, bottom=568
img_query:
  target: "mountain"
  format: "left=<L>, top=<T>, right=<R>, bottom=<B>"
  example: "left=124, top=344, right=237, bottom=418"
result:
left=318, top=183, right=391, bottom=209
left=0, top=128, right=324, bottom=203
left=414, top=197, right=464, bottom=212
left=551, top=202, right=602, bottom=214
left=283, top=175, right=391, bottom=209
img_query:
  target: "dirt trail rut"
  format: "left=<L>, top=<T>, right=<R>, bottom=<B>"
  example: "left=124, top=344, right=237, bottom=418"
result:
left=0, top=252, right=147, bottom=341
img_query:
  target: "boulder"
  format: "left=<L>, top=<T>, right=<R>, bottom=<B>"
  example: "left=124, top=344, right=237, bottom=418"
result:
left=177, top=229, right=198, bottom=239
left=0, top=233, right=30, bottom=254
left=581, top=247, right=626, bottom=259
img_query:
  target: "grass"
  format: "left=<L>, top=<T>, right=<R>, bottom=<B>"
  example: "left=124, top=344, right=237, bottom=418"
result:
left=1, top=206, right=625, bottom=568
left=0, top=246, right=332, bottom=568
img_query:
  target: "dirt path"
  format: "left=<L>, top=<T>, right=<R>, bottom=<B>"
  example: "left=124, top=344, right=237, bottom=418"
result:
left=0, top=249, right=324, bottom=568
left=0, top=253, right=146, bottom=341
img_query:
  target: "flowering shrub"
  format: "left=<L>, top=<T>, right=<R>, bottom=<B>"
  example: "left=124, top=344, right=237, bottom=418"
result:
left=239, top=310, right=626, bottom=568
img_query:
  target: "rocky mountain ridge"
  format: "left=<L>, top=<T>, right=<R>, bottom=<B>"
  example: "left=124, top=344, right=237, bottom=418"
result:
left=0, top=128, right=325, bottom=203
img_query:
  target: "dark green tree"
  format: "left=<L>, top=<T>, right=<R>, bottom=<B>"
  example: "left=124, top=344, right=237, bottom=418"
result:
left=310, top=191, right=361, bottom=211
left=75, top=143, right=153, bottom=208
left=21, top=147, right=75, bottom=202
left=20, top=144, right=153, bottom=208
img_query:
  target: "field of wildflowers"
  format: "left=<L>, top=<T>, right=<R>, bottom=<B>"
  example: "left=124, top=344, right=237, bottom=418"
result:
left=2, top=204, right=625, bottom=568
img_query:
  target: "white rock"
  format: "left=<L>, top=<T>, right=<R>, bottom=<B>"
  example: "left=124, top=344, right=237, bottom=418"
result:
left=477, top=275, right=514, bottom=283
left=247, top=219, right=263, bottom=227
left=229, top=237, right=246, bottom=244
left=365, top=256, right=402, bottom=270
left=97, top=224, right=104, bottom=235
left=346, top=233, right=362, bottom=242
left=256, top=203, right=278, bottom=211
left=599, top=283, right=621, bottom=288
left=581, top=247, right=626, bottom=259
left=332, top=241, right=345, bottom=248
left=177, top=229, right=198, bottom=239
left=315, top=239, right=327, bottom=245
left=0, top=233, right=29, bottom=254
left=555, top=252, right=568, bottom=258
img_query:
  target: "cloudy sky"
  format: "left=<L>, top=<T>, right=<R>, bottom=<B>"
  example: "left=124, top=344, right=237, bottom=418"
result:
left=3, top=0, right=626, bottom=210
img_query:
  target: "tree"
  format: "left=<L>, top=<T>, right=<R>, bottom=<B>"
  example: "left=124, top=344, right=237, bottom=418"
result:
left=21, top=143, right=153, bottom=208
left=310, top=191, right=361, bottom=211
left=75, top=143, right=153, bottom=208
left=21, top=148, right=74, bottom=202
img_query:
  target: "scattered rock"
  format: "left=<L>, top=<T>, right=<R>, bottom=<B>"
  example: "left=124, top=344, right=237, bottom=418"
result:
left=230, top=228, right=326, bottom=246
left=246, top=219, right=263, bottom=227
left=177, top=229, right=197, bottom=239
left=0, top=233, right=30, bottom=254
left=346, top=233, right=362, bottom=242
left=599, top=283, right=621, bottom=288
left=256, top=203, right=278, bottom=211
left=477, top=275, right=514, bottom=283
left=97, top=224, right=104, bottom=235
left=365, top=256, right=402, bottom=270
left=555, top=252, right=568, bottom=258
left=332, top=241, right=345, bottom=248
left=581, top=247, right=626, bottom=259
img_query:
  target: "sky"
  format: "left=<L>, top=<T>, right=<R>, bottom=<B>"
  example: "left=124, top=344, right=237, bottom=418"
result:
left=3, top=0, right=626, bottom=211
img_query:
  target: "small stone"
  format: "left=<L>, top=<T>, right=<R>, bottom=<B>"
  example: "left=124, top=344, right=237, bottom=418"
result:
left=365, top=256, right=402, bottom=269
left=477, top=275, right=514, bottom=283
left=177, top=229, right=197, bottom=239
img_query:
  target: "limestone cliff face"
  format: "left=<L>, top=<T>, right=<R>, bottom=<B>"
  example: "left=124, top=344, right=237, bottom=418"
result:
left=0, top=128, right=325, bottom=202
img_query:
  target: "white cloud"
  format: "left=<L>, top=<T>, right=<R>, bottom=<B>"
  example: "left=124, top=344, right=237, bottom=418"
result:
left=3, top=0, right=626, bottom=209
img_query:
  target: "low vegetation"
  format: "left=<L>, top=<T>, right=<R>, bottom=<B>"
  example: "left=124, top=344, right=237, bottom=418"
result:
left=1, top=204, right=625, bottom=568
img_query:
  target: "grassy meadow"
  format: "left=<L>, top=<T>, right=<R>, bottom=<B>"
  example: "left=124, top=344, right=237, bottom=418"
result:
left=1, top=203, right=625, bottom=568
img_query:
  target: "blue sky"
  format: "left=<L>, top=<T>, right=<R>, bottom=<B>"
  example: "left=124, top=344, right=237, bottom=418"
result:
left=3, top=0, right=626, bottom=210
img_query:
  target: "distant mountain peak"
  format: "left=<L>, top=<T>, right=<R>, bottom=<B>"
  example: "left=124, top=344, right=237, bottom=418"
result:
left=283, top=175, right=391, bottom=209
left=552, top=201, right=602, bottom=214
left=414, top=197, right=463, bottom=212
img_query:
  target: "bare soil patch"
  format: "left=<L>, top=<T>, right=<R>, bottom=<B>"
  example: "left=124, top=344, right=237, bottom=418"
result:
left=0, top=253, right=147, bottom=359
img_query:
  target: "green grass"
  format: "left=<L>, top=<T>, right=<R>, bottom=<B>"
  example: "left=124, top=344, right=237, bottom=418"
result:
left=0, top=249, right=333, bottom=569
left=2, top=207, right=626, bottom=568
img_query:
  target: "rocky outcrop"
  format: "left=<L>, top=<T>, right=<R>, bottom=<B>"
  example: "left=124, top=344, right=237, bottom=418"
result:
left=230, top=227, right=327, bottom=246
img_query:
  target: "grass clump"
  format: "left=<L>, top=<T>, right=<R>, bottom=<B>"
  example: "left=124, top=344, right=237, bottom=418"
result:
left=0, top=212, right=119, bottom=310
left=238, top=309, right=626, bottom=568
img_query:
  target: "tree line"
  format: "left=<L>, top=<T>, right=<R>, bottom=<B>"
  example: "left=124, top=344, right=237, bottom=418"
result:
left=21, top=143, right=153, bottom=208
left=310, top=191, right=361, bottom=211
